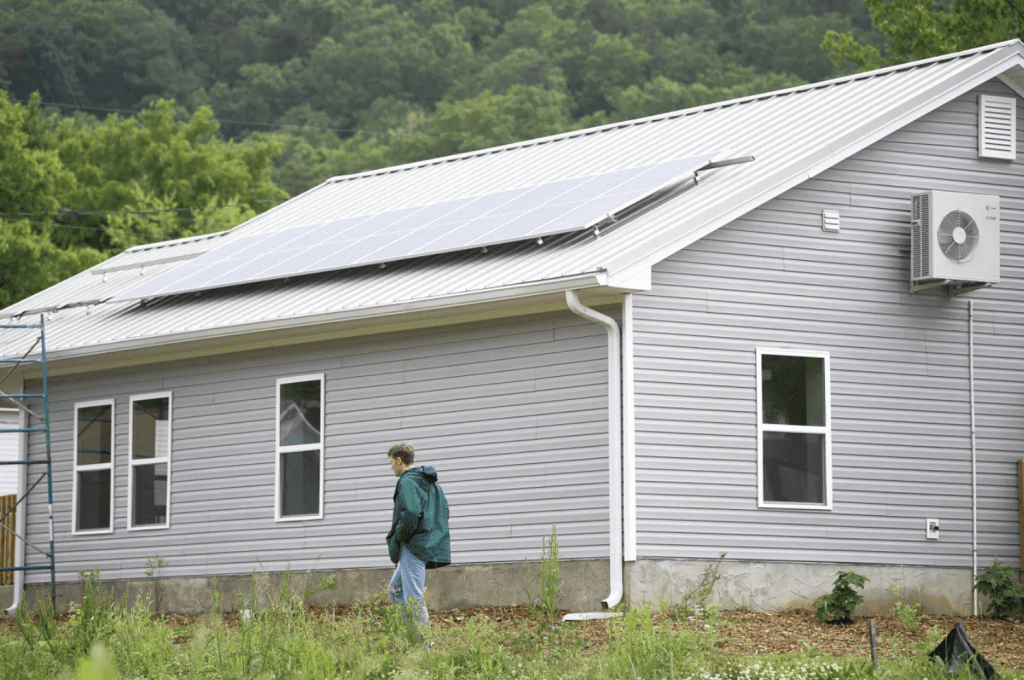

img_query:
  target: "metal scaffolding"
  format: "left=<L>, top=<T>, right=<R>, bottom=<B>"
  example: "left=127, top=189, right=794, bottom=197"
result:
left=0, top=316, right=56, bottom=603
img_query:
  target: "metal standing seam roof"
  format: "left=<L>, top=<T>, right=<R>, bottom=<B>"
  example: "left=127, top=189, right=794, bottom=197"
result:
left=2, top=40, right=1023, bottom=361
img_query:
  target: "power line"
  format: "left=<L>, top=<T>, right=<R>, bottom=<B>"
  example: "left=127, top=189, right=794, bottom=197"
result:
left=10, top=96, right=361, bottom=136
left=0, top=199, right=282, bottom=218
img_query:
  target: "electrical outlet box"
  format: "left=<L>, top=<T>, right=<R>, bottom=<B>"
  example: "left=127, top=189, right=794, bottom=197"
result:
left=926, top=518, right=940, bottom=540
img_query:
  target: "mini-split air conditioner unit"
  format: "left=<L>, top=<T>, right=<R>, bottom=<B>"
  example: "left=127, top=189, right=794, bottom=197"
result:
left=910, top=190, right=1000, bottom=288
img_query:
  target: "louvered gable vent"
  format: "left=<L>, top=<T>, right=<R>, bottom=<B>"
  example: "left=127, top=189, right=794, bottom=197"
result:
left=978, top=95, right=1016, bottom=160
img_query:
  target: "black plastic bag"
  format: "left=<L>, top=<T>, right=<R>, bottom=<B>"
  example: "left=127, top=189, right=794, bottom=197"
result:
left=928, top=619, right=998, bottom=680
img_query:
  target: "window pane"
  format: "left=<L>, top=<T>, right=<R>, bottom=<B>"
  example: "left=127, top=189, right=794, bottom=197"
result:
left=133, top=397, right=169, bottom=459
left=77, top=405, right=112, bottom=465
left=280, top=450, right=320, bottom=516
left=763, top=432, right=825, bottom=504
left=77, top=469, right=111, bottom=530
left=761, top=355, right=825, bottom=426
left=133, top=463, right=168, bottom=526
left=279, top=381, right=321, bottom=446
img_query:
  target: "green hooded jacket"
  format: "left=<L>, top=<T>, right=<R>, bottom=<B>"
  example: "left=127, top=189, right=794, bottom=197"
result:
left=387, top=466, right=451, bottom=568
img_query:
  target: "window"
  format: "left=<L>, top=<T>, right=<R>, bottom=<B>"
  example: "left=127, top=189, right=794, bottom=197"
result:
left=73, top=400, right=114, bottom=533
left=275, top=375, right=324, bottom=520
left=757, top=350, right=831, bottom=509
left=129, top=393, right=171, bottom=529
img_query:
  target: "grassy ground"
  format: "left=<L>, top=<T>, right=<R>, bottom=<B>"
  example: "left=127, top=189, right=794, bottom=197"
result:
left=1, top=577, right=1021, bottom=680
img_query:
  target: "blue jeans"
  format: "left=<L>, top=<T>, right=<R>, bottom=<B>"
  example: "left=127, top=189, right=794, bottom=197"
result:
left=388, top=543, right=428, bottom=626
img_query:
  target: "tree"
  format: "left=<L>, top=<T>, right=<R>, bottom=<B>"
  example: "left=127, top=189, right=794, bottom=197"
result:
left=0, top=94, right=288, bottom=307
left=0, top=219, right=103, bottom=309
left=49, top=99, right=287, bottom=251
left=0, top=0, right=200, bottom=113
left=822, top=0, right=1020, bottom=71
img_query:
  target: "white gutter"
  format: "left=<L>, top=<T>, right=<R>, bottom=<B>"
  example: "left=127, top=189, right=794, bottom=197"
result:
left=565, top=290, right=623, bottom=609
left=969, top=300, right=978, bottom=617
left=6, top=379, right=27, bottom=613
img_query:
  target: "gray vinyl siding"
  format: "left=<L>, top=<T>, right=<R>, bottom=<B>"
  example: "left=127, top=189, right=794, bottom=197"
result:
left=24, top=311, right=610, bottom=583
left=634, top=79, right=1023, bottom=569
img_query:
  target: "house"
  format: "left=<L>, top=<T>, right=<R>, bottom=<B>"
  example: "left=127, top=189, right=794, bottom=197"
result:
left=1, top=40, right=1022, bottom=617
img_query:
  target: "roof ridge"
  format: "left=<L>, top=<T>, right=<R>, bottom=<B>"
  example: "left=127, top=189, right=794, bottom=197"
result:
left=322, top=40, right=1021, bottom=187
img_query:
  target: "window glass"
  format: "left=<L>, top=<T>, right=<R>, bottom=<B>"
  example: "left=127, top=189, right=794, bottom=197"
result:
left=279, top=381, right=321, bottom=446
left=132, top=398, right=169, bottom=459
left=133, top=463, right=168, bottom=526
left=761, top=355, right=825, bottom=426
left=77, top=469, right=111, bottom=531
left=77, top=405, right=111, bottom=465
left=281, top=450, right=320, bottom=517
left=762, top=432, right=825, bottom=504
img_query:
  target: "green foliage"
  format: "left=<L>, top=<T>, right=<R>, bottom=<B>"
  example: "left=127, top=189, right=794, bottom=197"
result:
left=662, top=551, right=727, bottom=622
left=75, top=643, right=117, bottom=680
left=822, top=0, right=1022, bottom=71
left=0, top=0, right=897, bottom=307
left=706, top=657, right=876, bottom=680
left=524, top=523, right=563, bottom=620
left=813, top=571, right=868, bottom=623
left=0, top=93, right=286, bottom=308
left=15, top=570, right=120, bottom=669
left=890, top=585, right=922, bottom=631
left=974, top=556, right=1024, bottom=620
left=49, top=99, right=287, bottom=251
left=601, top=601, right=719, bottom=679
left=2, top=581, right=1023, bottom=680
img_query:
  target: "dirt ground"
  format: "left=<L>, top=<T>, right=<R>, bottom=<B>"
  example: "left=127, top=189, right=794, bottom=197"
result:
left=4, top=604, right=1022, bottom=672
left=421, top=605, right=1024, bottom=672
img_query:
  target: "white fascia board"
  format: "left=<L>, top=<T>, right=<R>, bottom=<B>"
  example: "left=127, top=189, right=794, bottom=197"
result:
left=996, top=70, right=1024, bottom=99
left=32, top=272, right=612, bottom=375
left=605, top=265, right=652, bottom=291
left=608, top=49, right=1024, bottom=276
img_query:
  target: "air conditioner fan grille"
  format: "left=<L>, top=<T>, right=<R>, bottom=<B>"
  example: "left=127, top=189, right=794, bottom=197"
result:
left=937, top=210, right=979, bottom=263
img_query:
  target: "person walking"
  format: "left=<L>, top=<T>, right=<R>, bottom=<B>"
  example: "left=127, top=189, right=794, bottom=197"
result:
left=386, top=442, right=451, bottom=635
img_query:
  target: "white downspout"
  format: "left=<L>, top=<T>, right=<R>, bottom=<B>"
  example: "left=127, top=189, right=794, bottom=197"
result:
left=6, top=377, right=27, bottom=613
left=566, top=290, right=623, bottom=609
left=969, top=300, right=978, bottom=617
left=623, top=294, right=637, bottom=563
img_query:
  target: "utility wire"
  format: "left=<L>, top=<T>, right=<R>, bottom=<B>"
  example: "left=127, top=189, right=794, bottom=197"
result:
left=10, top=96, right=362, bottom=136
left=0, top=199, right=282, bottom=218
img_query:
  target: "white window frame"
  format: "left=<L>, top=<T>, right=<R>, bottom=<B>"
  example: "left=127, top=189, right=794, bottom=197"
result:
left=275, top=374, right=325, bottom=521
left=127, top=392, right=172, bottom=531
left=72, top=399, right=115, bottom=535
left=756, top=348, right=832, bottom=511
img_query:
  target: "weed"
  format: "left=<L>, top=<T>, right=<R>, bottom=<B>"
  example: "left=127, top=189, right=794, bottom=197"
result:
left=524, top=523, right=562, bottom=620
left=813, top=571, right=868, bottom=623
left=891, top=585, right=922, bottom=630
left=143, top=556, right=166, bottom=578
left=975, top=556, right=1024, bottom=620
left=662, top=552, right=727, bottom=624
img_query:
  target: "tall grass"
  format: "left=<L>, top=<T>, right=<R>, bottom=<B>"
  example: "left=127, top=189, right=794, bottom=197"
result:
left=1, top=580, right=1022, bottom=680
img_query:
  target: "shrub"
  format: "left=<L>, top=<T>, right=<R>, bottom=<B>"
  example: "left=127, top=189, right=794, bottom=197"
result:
left=813, top=571, right=868, bottom=623
left=974, top=556, right=1024, bottom=620
left=891, top=585, right=922, bottom=630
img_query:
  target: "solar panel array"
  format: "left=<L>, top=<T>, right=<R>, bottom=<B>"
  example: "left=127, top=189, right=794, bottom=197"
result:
left=116, top=154, right=715, bottom=301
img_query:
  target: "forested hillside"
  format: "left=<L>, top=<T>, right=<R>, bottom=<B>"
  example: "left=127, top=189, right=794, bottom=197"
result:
left=1, top=0, right=883, bottom=195
left=0, top=0, right=1018, bottom=307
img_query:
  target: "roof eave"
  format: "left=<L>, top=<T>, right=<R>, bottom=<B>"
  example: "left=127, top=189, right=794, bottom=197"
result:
left=27, top=271, right=633, bottom=375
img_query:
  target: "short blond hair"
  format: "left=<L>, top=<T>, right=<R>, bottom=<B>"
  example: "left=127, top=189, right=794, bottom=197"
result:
left=388, top=442, right=415, bottom=466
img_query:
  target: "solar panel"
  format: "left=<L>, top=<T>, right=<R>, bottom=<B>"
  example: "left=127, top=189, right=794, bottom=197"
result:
left=115, top=154, right=716, bottom=300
